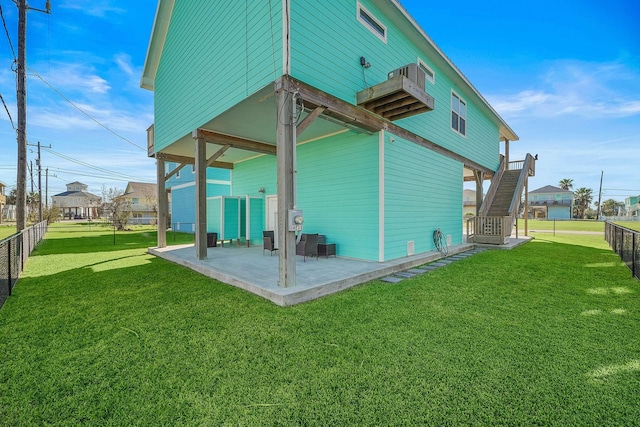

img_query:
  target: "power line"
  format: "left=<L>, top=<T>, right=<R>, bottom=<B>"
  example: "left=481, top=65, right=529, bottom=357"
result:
left=0, top=91, right=15, bottom=129
left=41, top=146, right=147, bottom=181
left=27, top=67, right=147, bottom=152
left=0, top=2, right=16, bottom=60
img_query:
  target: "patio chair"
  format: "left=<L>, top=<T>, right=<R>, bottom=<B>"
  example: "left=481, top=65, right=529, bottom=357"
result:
left=296, top=233, right=319, bottom=261
left=263, top=231, right=278, bottom=256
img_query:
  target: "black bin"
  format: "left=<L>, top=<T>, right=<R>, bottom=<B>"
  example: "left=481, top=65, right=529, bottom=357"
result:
left=207, top=232, right=218, bottom=248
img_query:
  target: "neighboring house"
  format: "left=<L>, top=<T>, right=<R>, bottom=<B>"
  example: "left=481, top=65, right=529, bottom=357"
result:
left=166, top=162, right=231, bottom=232
left=122, top=182, right=159, bottom=225
left=624, top=196, right=639, bottom=217
left=51, top=182, right=101, bottom=219
left=463, top=189, right=478, bottom=217
left=528, top=185, right=574, bottom=219
left=142, top=0, right=525, bottom=287
left=0, top=181, right=6, bottom=224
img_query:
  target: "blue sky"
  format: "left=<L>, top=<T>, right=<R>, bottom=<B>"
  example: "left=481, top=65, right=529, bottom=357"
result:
left=0, top=0, right=638, bottom=203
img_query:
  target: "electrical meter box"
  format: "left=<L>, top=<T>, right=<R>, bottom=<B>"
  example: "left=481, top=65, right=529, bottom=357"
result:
left=288, top=209, right=304, bottom=231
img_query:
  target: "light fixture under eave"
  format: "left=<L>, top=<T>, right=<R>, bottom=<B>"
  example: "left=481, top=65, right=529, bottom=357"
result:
left=258, top=187, right=265, bottom=194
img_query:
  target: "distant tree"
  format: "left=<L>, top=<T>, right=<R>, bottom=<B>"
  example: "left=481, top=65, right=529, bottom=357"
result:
left=559, top=178, right=574, bottom=191
left=573, top=187, right=593, bottom=219
left=102, top=186, right=131, bottom=231
left=43, top=205, right=61, bottom=223
left=6, top=188, right=16, bottom=204
left=600, top=199, right=622, bottom=217
left=142, top=188, right=158, bottom=226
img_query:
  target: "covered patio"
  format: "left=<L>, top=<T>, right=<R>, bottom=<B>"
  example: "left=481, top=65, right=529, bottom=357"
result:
left=149, top=241, right=477, bottom=306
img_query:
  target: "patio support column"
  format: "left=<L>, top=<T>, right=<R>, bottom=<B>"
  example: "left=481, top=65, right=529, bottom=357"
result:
left=194, top=132, right=207, bottom=260
left=275, top=77, right=296, bottom=287
left=474, top=170, right=483, bottom=215
left=156, top=159, right=167, bottom=248
left=504, top=139, right=510, bottom=169
left=524, top=174, right=529, bottom=236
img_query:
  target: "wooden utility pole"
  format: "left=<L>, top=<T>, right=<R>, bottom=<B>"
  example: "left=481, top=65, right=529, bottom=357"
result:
left=16, top=0, right=27, bottom=231
left=15, top=0, right=51, bottom=230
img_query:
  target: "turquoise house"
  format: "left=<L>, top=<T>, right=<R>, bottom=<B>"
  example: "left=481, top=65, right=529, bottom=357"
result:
left=142, top=0, right=521, bottom=287
left=165, top=162, right=231, bottom=233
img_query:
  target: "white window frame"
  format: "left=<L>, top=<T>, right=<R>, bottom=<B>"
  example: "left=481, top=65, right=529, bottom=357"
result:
left=451, top=91, right=467, bottom=137
left=417, top=58, right=435, bottom=85
left=357, top=2, right=387, bottom=43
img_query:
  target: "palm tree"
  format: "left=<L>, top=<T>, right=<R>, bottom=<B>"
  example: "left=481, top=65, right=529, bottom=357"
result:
left=573, top=187, right=593, bottom=219
left=559, top=178, right=574, bottom=191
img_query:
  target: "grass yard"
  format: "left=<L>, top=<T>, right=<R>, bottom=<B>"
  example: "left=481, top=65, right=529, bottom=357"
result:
left=0, top=225, right=16, bottom=240
left=615, top=221, right=640, bottom=232
left=517, top=219, right=605, bottom=232
left=1, top=224, right=639, bottom=425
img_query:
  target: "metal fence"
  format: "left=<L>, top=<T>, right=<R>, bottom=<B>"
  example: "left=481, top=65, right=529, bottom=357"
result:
left=605, top=221, right=639, bottom=281
left=0, top=220, right=48, bottom=308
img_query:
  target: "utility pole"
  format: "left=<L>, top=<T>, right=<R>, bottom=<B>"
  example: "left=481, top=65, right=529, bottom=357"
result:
left=596, top=170, right=604, bottom=221
left=37, top=141, right=42, bottom=221
left=16, top=0, right=27, bottom=231
left=45, top=168, right=48, bottom=210
left=15, top=0, right=51, bottom=231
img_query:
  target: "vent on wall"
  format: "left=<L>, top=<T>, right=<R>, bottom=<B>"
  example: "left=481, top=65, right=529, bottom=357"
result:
left=388, top=63, right=426, bottom=91
left=407, top=240, right=415, bottom=256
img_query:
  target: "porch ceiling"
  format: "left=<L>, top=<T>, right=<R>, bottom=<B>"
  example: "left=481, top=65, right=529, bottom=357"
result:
left=157, top=85, right=353, bottom=164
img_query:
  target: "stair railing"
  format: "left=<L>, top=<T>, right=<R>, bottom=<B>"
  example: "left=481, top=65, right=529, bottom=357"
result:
left=478, top=155, right=506, bottom=216
left=505, top=153, right=535, bottom=231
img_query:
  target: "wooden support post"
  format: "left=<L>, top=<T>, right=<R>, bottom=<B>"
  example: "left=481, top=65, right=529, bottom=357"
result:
left=524, top=175, right=529, bottom=236
left=504, top=139, right=510, bottom=169
left=157, top=159, right=167, bottom=248
left=194, top=133, right=208, bottom=260
left=276, top=78, right=296, bottom=287
left=474, top=170, right=483, bottom=215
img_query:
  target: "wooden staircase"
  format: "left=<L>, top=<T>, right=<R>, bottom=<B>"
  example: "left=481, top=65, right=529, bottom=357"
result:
left=467, top=154, right=536, bottom=245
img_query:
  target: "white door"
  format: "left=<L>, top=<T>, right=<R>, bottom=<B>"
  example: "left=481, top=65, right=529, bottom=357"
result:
left=266, top=195, right=278, bottom=247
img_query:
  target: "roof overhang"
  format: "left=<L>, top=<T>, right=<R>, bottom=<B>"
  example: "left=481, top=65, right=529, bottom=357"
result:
left=140, top=0, right=175, bottom=91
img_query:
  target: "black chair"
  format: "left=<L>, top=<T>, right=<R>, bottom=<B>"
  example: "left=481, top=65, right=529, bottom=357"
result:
left=207, top=232, right=217, bottom=248
left=263, top=231, right=277, bottom=255
left=296, top=233, right=319, bottom=261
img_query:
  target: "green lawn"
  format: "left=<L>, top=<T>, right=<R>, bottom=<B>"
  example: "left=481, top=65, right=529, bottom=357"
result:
left=517, top=219, right=605, bottom=232
left=1, top=224, right=638, bottom=425
left=615, top=221, right=640, bottom=232
left=0, top=225, right=16, bottom=240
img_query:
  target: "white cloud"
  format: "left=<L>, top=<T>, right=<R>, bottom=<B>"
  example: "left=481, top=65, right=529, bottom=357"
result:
left=488, top=60, right=640, bottom=119
left=30, top=63, right=111, bottom=95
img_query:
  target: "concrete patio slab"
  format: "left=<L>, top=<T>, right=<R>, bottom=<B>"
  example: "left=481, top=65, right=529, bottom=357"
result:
left=149, top=242, right=476, bottom=306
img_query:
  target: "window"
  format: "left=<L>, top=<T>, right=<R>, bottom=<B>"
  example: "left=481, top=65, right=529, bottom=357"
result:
left=357, top=2, right=386, bottom=43
left=451, top=92, right=467, bottom=136
left=132, top=198, right=140, bottom=204
left=418, top=58, right=435, bottom=84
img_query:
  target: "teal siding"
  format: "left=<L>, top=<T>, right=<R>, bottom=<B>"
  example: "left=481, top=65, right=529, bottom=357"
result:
left=154, top=0, right=282, bottom=151
left=207, top=198, right=222, bottom=234
left=384, top=133, right=463, bottom=259
left=247, top=197, right=265, bottom=245
left=231, top=132, right=380, bottom=260
left=290, top=0, right=500, bottom=171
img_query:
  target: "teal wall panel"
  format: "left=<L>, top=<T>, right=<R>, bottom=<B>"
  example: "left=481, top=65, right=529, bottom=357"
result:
left=289, top=0, right=501, bottom=172
left=154, top=0, right=282, bottom=151
left=231, top=132, right=381, bottom=260
left=207, top=198, right=222, bottom=234
left=384, top=133, right=463, bottom=260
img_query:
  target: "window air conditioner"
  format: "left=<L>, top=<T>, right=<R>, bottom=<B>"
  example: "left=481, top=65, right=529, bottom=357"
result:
left=388, top=63, right=426, bottom=91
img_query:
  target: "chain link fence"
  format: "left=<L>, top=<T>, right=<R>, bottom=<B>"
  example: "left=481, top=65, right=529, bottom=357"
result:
left=605, top=221, right=639, bottom=281
left=0, top=220, right=48, bottom=308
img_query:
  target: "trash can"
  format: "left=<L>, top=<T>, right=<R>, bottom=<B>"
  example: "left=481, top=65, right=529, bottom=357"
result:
left=207, top=232, right=218, bottom=248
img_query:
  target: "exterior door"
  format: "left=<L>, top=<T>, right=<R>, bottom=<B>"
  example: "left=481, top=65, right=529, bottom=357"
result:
left=266, top=195, right=278, bottom=247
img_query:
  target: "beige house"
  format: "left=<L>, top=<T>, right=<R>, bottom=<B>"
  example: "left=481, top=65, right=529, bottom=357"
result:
left=122, top=182, right=158, bottom=225
left=463, top=189, right=479, bottom=217
left=51, top=182, right=101, bottom=219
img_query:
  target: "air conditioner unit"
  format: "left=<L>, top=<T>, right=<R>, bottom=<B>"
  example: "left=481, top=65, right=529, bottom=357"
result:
left=388, top=63, right=426, bottom=91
